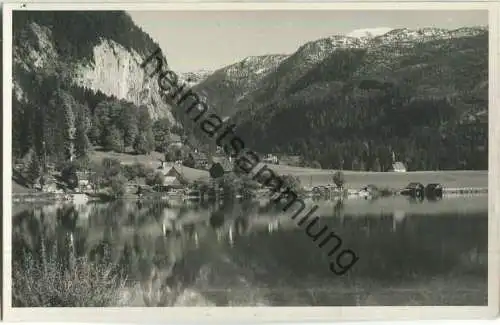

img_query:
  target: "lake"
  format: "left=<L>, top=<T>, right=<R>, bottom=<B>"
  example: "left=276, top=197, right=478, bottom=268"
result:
left=11, top=195, right=488, bottom=307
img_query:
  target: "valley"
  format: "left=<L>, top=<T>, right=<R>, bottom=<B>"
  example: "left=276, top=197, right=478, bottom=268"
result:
left=9, top=9, right=489, bottom=310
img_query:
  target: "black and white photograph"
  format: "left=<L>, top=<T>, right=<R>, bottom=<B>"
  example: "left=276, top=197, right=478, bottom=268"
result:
left=2, top=2, right=499, bottom=322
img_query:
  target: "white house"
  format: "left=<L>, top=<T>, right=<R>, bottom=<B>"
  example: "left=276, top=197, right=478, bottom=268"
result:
left=391, top=162, right=407, bottom=172
left=262, top=154, right=279, bottom=165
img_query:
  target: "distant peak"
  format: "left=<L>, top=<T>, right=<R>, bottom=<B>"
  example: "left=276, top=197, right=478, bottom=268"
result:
left=240, top=54, right=288, bottom=63
left=346, top=27, right=394, bottom=38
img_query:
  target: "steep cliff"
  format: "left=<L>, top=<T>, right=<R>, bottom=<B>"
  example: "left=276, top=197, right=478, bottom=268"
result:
left=13, top=11, right=174, bottom=122
left=72, top=39, right=174, bottom=121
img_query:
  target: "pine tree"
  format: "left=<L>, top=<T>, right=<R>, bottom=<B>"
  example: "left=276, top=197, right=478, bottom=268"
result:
left=27, top=152, right=42, bottom=187
left=62, top=102, right=76, bottom=161
left=152, top=118, right=171, bottom=152
left=120, top=102, right=139, bottom=148
left=89, top=115, right=101, bottom=145
left=94, top=101, right=113, bottom=145
left=74, top=112, right=90, bottom=159
left=47, top=90, right=76, bottom=163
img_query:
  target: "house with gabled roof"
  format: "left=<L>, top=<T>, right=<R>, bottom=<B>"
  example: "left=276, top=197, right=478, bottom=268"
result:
left=188, top=151, right=209, bottom=170
left=161, top=164, right=210, bottom=185
left=211, top=156, right=234, bottom=174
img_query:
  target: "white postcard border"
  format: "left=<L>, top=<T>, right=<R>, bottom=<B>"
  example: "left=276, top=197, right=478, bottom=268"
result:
left=2, top=1, right=499, bottom=322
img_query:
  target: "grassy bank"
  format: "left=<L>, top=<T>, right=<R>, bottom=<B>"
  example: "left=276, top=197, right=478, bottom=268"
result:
left=89, top=151, right=487, bottom=189
left=12, top=244, right=128, bottom=307
left=262, top=164, right=487, bottom=190
left=13, top=149, right=487, bottom=202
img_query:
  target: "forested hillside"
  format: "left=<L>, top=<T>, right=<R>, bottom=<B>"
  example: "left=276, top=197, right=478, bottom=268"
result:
left=222, top=28, right=489, bottom=171
left=12, top=11, right=180, bottom=174
left=12, top=12, right=489, bottom=179
left=13, top=11, right=159, bottom=64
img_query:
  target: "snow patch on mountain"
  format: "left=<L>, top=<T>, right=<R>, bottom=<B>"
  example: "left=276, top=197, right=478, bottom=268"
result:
left=180, top=69, right=213, bottom=87
left=347, top=27, right=393, bottom=39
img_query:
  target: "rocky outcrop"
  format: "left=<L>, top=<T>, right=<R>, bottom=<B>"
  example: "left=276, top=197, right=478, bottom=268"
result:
left=72, top=39, right=174, bottom=121
left=13, top=17, right=175, bottom=122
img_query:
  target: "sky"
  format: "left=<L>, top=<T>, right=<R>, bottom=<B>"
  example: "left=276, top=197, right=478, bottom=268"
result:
left=128, top=10, right=488, bottom=73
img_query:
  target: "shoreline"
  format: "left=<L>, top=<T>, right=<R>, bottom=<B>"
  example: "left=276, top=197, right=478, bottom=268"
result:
left=11, top=170, right=488, bottom=205
left=11, top=186, right=488, bottom=205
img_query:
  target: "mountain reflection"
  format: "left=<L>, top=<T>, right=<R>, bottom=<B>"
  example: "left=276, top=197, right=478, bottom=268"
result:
left=12, top=196, right=488, bottom=306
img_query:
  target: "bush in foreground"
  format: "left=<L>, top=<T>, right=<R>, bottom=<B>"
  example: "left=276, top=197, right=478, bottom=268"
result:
left=13, top=244, right=127, bottom=307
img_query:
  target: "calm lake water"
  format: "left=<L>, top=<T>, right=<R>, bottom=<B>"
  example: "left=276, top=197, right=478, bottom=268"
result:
left=12, top=195, right=488, bottom=307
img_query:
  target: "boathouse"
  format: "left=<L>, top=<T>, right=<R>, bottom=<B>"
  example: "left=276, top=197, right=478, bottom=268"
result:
left=401, top=182, right=425, bottom=198
left=425, top=183, right=443, bottom=199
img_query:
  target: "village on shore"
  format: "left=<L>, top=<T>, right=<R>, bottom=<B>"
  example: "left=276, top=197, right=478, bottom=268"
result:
left=12, top=134, right=488, bottom=206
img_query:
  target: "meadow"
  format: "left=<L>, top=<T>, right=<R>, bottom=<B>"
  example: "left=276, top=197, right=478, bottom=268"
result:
left=90, top=151, right=488, bottom=189
left=13, top=150, right=487, bottom=196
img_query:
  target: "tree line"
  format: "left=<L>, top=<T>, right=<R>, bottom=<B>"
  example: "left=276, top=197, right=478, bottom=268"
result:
left=12, top=68, right=185, bottom=187
left=14, top=11, right=160, bottom=65
left=234, top=80, right=488, bottom=171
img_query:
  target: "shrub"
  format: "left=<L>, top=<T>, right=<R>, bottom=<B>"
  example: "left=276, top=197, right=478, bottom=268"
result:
left=12, top=244, right=127, bottom=307
left=134, top=163, right=150, bottom=178
left=122, top=164, right=138, bottom=181
left=60, top=161, right=79, bottom=189
left=332, top=171, right=346, bottom=189
left=109, top=174, right=127, bottom=199
left=145, top=171, right=165, bottom=186
left=281, top=174, right=303, bottom=194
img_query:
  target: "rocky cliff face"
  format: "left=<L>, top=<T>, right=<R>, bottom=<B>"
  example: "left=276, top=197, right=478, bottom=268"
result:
left=13, top=15, right=175, bottom=123
left=72, top=39, right=174, bottom=121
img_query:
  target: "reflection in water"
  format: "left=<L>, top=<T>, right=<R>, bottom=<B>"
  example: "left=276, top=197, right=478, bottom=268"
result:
left=392, top=210, right=406, bottom=232
left=12, top=196, right=488, bottom=307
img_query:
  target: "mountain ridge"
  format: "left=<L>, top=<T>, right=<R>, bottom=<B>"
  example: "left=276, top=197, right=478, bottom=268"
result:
left=190, top=25, right=488, bottom=171
left=194, top=26, right=487, bottom=118
left=12, top=13, right=488, bottom=172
